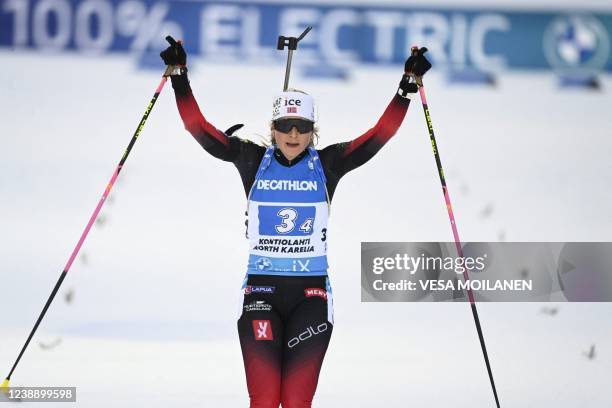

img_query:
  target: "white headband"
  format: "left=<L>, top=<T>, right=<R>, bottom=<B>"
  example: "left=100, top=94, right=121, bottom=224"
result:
left=272, top=91, right=315, bottom=122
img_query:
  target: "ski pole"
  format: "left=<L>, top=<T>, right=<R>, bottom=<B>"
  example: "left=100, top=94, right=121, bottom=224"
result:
left=1, top=65, right=175, bottom=392
left=277, top=26, right=312, bottom=91
left=409, top=46, right=501, bottom=408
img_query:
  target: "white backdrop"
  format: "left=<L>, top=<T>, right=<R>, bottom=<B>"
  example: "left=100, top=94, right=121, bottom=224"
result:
left=1, top=30, right=612, bottom=407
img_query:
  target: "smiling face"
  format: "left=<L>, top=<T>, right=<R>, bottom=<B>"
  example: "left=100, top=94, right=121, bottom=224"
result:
left=273, top=122, right=314, bottom=161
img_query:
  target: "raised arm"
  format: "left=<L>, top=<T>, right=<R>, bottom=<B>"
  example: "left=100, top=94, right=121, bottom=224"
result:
left=332, top=92, right=411, bottom=171
left=160, top=37, right=267, bottom=195
left=161, top=36, right=243, bottom=162
left=170, top=74, right=240, bottom=161
left=318, top=48, right=431, bottom=199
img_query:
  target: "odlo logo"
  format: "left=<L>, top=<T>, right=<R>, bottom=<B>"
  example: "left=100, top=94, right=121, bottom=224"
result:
left=287, top=323, right=328, bottom=348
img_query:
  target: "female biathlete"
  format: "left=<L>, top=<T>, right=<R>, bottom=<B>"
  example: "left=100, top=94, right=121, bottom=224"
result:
left=160, top=38, right=431, bottom=408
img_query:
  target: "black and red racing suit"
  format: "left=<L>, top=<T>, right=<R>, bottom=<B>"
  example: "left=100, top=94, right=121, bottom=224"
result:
left=171, top=73, right=410, bottom=408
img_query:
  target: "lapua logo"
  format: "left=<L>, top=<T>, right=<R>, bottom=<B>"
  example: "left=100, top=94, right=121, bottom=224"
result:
left=287, top=323, right=328, bottom=348
left=245, top=285, right=275, bottom=295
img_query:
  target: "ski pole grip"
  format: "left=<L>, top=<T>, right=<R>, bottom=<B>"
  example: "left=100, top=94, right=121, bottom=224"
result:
left=277, top=26, right=312, bottom=50
left=277, top=36, right=298, bottom=50
left=407, top=45, right=424, bottom=86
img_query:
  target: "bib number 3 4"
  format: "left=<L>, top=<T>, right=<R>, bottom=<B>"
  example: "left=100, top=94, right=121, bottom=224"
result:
left=275, top=208, right=314, bottom=234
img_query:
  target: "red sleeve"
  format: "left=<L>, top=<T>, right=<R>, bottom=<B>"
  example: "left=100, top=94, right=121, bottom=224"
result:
left=316, top=93, right=410, bottom=199
left=175, top=91, right=230, bottom=150
left=341, top=93, right=410, bottom=158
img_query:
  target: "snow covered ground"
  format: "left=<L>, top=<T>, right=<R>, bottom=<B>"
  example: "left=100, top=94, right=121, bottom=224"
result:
left=1, top=46, right=611, bottom=407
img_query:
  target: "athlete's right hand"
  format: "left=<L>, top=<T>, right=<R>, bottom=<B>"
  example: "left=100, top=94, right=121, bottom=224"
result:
left=405, top=47, right=431, bottom=77
left=160, top=36, right=187, bottom=67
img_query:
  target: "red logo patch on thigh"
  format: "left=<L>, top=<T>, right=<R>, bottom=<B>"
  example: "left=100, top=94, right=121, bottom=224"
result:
left=253, top=320, right=273, bottom=340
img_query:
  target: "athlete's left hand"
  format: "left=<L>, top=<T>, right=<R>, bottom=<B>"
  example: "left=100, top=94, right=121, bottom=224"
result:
left=405, top=47, right=431, bottom=77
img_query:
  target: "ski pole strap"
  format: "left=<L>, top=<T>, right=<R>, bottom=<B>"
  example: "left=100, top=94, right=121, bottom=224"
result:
left=246, top=145, right=275, bottom=206
left=277, top=36, right=298, bottom=50
left=308, top=147, right=331, bottom=211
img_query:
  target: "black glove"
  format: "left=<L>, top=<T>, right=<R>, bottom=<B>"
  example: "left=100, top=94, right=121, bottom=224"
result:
left=160, top=35, right=190, bottom=94
left=404, top=47, right=431, bottom=76
left=398, top=74, right=418, bottom=98
left=160, top=36, right=187, bottom=67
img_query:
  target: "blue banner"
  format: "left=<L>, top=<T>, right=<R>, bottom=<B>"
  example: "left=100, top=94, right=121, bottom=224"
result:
left=1, top=0, right=611, bottom=73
